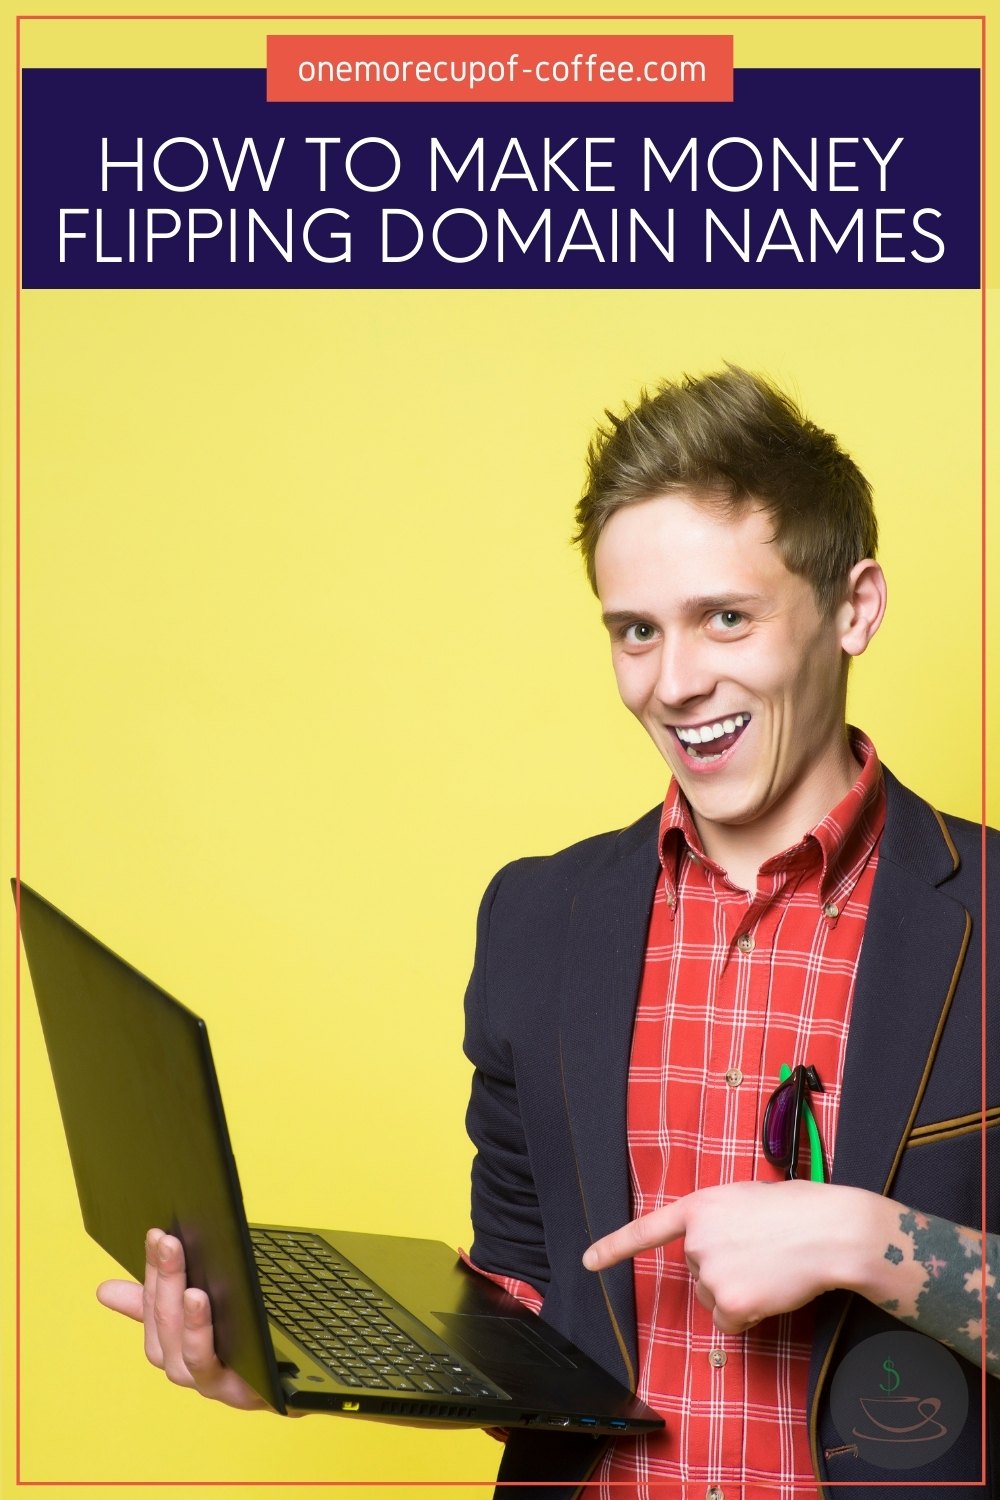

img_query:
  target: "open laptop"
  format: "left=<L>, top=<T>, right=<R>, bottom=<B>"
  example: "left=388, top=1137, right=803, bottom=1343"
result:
left=16, top=881, right=663, bottom=1433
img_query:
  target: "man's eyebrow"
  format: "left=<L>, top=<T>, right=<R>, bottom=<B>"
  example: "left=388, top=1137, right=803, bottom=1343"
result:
left=681, top=592, right=769, bottom=612
left=601, top=594, right=767, bottom=628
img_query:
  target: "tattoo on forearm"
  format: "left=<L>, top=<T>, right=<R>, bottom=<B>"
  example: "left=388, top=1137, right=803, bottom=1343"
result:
left=878, top=1209, right=999, bottom=1377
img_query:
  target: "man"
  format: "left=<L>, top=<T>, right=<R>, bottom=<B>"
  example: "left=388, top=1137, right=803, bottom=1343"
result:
left=462, top=368, right=997, bottom=1496
left=101, top=369, right=998, bottom=1497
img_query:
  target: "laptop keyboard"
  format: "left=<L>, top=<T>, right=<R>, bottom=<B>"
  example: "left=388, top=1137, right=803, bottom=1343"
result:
left=250, top=1228, right=508, bottom=1399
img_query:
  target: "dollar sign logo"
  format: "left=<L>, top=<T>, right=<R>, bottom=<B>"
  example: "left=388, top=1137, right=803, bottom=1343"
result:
left=880, top=1357, right=900, bottom=1394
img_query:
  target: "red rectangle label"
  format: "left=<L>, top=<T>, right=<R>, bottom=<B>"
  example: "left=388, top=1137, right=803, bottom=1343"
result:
left=267, top=34, right=733, bottom=103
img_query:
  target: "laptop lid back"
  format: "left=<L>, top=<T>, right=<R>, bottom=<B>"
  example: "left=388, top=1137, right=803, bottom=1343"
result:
left=16, top=881, right=286, bottom=1411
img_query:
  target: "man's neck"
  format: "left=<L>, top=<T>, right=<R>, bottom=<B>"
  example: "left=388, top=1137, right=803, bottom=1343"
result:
left=694, top=733, right=863, bottom=894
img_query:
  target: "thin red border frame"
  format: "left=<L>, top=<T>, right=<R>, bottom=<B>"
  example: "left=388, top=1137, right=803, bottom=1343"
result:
left=11, top=8, right=989, bottom=1488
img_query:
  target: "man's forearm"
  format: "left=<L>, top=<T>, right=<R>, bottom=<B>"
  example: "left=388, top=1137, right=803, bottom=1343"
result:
left=856, top=1198, right=999, bottom=1377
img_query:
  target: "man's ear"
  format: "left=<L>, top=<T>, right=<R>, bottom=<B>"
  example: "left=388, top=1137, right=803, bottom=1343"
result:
left=837, top=559, right=887, bottom=658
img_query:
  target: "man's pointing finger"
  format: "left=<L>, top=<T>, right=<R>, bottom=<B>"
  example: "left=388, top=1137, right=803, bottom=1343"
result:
left=583, top=1202, right=687, bottom=1270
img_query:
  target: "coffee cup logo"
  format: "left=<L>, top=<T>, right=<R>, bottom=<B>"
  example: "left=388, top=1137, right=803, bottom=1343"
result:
left=829, top=1332, right=968, bottom=1470
left=854, top=1395, right=946, bottom=1442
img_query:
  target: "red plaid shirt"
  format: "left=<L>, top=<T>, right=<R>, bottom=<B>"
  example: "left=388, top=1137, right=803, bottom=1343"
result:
left=476, top=730, right=885, bottom=1499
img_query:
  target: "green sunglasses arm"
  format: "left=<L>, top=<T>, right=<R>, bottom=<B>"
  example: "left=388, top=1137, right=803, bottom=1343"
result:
left=776, top=1063, right=826, bottom=1183
left=802, top=1101, right=825, bottom=1183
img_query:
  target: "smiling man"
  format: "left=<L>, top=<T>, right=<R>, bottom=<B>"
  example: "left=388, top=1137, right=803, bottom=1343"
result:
left=593, top=493, right=884, bottom=890
left=463, top=368, right=998, bottom=1498
left=99, top=369, right=997, bottom=1498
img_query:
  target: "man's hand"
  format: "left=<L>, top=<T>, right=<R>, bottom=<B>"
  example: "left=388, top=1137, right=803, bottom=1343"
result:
left=582, top=1180, right=878, bottom=1334
left=97, top=1231, right=482, bottom=1424
left=97, top=1228, right=273, bottom=1411
left=585, top=1182, right=999, bottom=1374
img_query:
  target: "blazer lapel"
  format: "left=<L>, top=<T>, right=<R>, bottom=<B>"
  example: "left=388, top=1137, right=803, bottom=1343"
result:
left=557, top=809, right=662, bottom=1383
left=830, top=770, right=972, bottom=1197
left=809, top=770, right=975, bottom=1483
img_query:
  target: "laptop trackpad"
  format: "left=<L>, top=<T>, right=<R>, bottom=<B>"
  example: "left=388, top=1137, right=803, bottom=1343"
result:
left=432, top=1313, right=577, bottom=1369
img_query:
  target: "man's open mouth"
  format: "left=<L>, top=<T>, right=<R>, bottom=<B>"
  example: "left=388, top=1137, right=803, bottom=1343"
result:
left=673, top=714, right=751, bottom=762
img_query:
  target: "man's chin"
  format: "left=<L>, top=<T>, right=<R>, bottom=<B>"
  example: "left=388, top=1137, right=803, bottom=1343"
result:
left=674, top=777, right=767, bottom=832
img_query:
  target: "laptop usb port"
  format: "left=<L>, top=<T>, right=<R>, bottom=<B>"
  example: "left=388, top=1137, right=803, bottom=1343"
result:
left=576, top=1416, right=598, bottom=1426
left=609, top=1419, right=627, bottom=1429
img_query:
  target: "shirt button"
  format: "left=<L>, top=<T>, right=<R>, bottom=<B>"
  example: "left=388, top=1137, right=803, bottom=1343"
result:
left=709, top=1348, right=727, bottom=1368
left=737, top=932, right=755, bottom=954
left=823, top=901, right=839, bottom=918
left=725, top=1067, right=743, bottom=1088
left=707, top=1487, right=725, bottom=1500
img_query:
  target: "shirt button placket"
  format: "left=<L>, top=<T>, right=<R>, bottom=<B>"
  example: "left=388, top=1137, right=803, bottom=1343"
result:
left=706, top=1487, right=725, bottom=1500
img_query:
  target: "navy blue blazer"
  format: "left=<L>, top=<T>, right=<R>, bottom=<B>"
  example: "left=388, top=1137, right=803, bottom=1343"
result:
left=464, top=767, right=998, bottom=1498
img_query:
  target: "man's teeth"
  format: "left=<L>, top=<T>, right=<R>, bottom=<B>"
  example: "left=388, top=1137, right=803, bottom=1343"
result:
left=675, top=714, right=748, bottom=745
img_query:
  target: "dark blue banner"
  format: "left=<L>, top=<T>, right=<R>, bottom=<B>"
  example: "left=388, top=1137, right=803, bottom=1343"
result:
left=21, top=68, right=980, bottom=289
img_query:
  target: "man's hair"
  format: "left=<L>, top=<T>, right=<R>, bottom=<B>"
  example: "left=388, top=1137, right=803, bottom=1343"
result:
left=575, top=366, right=877, bottom=612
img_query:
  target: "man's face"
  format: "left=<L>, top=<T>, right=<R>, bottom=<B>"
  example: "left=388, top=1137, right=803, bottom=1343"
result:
left=594, top=493, right=856, bottom=856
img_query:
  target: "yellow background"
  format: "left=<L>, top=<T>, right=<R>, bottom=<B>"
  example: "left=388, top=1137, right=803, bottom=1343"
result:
left=1, top=6, right=994, bottom=1499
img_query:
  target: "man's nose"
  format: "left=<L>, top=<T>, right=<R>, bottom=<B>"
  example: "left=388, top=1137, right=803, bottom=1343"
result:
left=653, top=633, right=715, bottom=708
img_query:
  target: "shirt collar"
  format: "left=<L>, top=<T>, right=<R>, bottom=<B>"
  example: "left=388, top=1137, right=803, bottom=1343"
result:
left=658, top=727, right=886, bottom=908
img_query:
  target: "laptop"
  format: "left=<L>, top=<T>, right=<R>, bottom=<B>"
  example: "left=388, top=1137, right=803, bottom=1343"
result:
left=16, top=881, right=663, bottom=1434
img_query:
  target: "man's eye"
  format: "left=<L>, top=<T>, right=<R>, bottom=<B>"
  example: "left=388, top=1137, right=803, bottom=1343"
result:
left=624, top=622, right=657, bottom=645
left=712, top=610, right=746, bottom=631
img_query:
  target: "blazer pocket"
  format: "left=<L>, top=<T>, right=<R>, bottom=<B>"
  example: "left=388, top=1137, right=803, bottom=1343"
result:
left=906, top=1104, right=1000, bottom=1146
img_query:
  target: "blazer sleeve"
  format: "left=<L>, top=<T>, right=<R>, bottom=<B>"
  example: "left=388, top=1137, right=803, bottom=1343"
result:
left=463, top=864, right=551, bottom=1301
